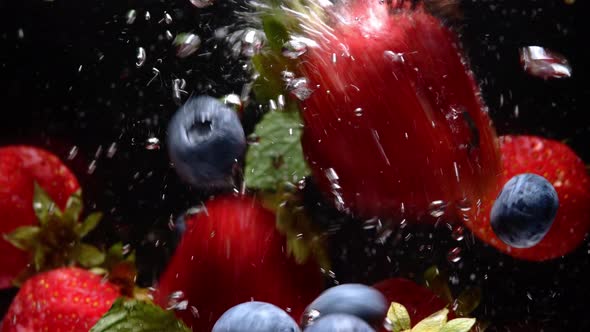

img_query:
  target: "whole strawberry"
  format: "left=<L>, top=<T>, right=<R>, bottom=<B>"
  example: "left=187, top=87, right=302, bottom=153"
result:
left=298, top=1, right=501, bottom=220
left=154, top=195, right=324, bottom=331
left=0, top=146, right=79, bottom=288
left=464, top=135, right=590, bottom=260
left=1, top=267, right=120, bottom=332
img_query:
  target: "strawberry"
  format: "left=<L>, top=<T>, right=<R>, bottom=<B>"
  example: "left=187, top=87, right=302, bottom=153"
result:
left=0, top=267, right=120, bottom=332
left=296, top=1, right=502, bottom=220
left=153, top=195, right=324, bottom=331
left=373, top=277, right=451, bottom=327
left=0, top=146, right=79, bottom=289
left=464, top=135, right=590, bottom=260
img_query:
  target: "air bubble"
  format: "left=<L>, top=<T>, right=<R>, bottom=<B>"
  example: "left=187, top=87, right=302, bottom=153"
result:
left=126, top=9, right=137, bottom=25
left=190, top=0, right=214, bottom=8
left=174, top=33, right=201, bottom=58
left=447, top=247, right=462, bottom=263
left=428, top=200, right=447, bottom=218
left=136, top=47, right=146, bottom=68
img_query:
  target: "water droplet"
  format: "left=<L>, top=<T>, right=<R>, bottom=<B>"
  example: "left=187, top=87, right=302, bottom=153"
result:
left=87, top=160, right=97, bottom=174
left=452, top=226, right=465, bottom=241
left=165, top=30, right=174, bottom=40
left=354, top=107, right=363, bottom=117
left=146, top=137, right=160, bottom=150
left=428, top=200, right=447, bottom=218
left=282, top=38, right=308, bottom=59
left=447, top=247, right=462, bottom=263
left=164, top=12, right=173, bottom=24
left=519, top=46, right=572, bottom=79
left=126, top=9, right=137, bottom=25
left=383, top=50, right=405, bottom=63
left=286, top=77, right=314, bottom=101
left=136, top=47, right=146, bottom=68
left=17, top=28, right=24, bottom=39
left=144, top=11, right=151, bottom=21
left=172, top=78, right=187, bottom=105
left=67, top=146, right=78, bottom=160
left=106, top=143, right=117, bottom=158
left=301, top=309, right=320, bottom=328
left=174, top=33, right=201, bottom=58
left=190, top=0, right=214, bottom=8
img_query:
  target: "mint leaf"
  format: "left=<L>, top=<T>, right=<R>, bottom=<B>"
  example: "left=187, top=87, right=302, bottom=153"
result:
left=440, top=318, right=476, bottom=332
left=411, top=308, right=448, bottom=332
left=387, top=302, right=411, bottom=332
left=424, top=266, right=454, bottom=303
left=245, top=109, right=310, bottom=191
left=453, top=287, right=482, bottom=317
left=90, top=298, right=191, bottom=332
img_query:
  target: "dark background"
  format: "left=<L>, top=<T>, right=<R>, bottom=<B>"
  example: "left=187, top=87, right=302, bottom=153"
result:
left=1, top=0, right=589, bottom=330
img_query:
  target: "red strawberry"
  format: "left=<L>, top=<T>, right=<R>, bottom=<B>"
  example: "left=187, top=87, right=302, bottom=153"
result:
left=464, top=135, right=590, bottom=260
left=373, top=277, right=451, bottom=328
left=0, top=267, right=120, bottom=332
left=298, top=1, right=502, bottom=220
left=153, top=195, right=324, bottom=331
left=0, top=146, right=79, bottom=289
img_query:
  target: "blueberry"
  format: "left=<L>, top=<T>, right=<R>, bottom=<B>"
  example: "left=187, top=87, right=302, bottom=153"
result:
left=303, top=314, right=376, bottom=332
left=212, top=301, right=300, bottom=332
left=167, top=95, right=246, bottom=188
left=490, top=173, right=559, bottom=248
left=301, top=284, right=387, bottom=329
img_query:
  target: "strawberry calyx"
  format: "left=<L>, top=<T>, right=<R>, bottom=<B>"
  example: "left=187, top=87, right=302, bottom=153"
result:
left=3, top=182, right=141, bottom=297
left=3, top=182, right=104, bottom=286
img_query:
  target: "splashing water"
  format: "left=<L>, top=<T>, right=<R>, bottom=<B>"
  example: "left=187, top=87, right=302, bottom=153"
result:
left=519, top=46, right=572, bottom=80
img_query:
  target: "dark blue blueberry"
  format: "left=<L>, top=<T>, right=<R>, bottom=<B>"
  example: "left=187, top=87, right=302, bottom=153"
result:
left=301, top=284, right=387, bottom=329
left=167, top=95, right=246, bottom=188
left=490, top=173, right=559, bottom=248
left=303, top=314, right=376, bottom=332
left=212, top=301, right=300, bottom=332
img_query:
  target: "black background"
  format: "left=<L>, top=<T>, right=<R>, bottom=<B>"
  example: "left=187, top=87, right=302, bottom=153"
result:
left=1, top=0, right=589, bottom=330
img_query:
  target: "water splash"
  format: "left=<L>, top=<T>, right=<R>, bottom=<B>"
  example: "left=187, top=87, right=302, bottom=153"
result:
left=519, top=46, right=572, bottom=80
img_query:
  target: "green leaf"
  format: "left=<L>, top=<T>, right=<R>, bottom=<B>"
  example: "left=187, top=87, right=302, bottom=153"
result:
left=63, top=189, right=83, bottom=224
left=261, top=13, right=290, bottom=52
left=33, top=182, right=61, bottom=226
left=424, top=266, right=454, bottom=303
left=387, top=302, right=411, bottom=332
left=77, top=243, right=106, bottom=268
left=411, top=308, right=449, bottom=332
left=3, top=226, right=41, bottom=250
left=439, top=318, right=476, bottom=332
left=78, top=212, right=102, bottom=238
left=90, top=298, right=191, bottom=332
left=453, top=287, right=482, bottom=317
left=245, top=109, right=310, bottom=191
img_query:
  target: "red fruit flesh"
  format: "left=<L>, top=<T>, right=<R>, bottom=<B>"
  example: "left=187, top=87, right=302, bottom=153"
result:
left=299, top=2, right=501, bottom=220
left=154, top=195, right=324, bottom=331
left=373, top=277, right=451, bottom=327
left=1, top=267, right=120, bottom=332
left=0, top=146, right=79, bottom=289
left=465, top=135, right=590, bottom=261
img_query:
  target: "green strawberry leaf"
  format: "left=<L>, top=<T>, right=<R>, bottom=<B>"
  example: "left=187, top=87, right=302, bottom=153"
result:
left=77, top=243, right=106, bottom=268
left=63, top=189, right=83, bottom=224
left=3, top=226, right=41, bottom=250
left=453, top=287, right=482, bottom=317
left=387, top=302, right=411, bottom=332
left=245, top=109, right=310, bottom=191
left=439, top=318, right=476, bottom=332
left=33, top=182, right=62, bottom=226
left=77, top=212, right=103, bottom=238
left=90, top=298, right=191, bottom=332
left=411, top=308, right=448, bottom=332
